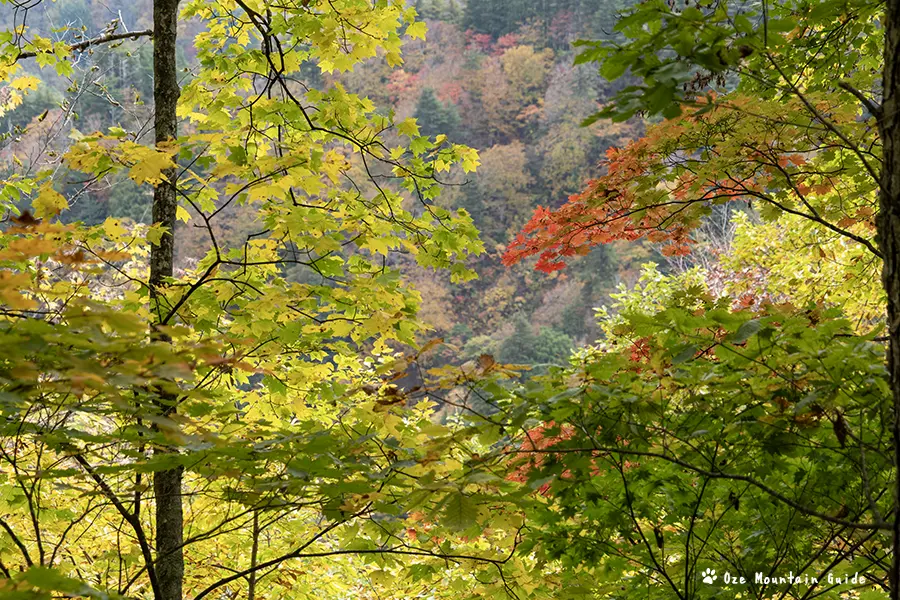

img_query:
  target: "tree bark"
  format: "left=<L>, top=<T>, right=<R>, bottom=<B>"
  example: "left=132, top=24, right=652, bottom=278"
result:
left=880, top=0, right=900, bottom=596
left=151, top=1, right=182, bottom=599
left=248, top=511, right=260, bottom=600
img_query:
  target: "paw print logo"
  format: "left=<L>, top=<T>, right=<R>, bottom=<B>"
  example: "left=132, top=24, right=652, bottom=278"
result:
left=702, top=569, right=717, bottom=584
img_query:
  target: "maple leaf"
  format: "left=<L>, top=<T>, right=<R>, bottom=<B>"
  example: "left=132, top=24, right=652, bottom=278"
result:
left=31, top=183, right=68, bottom=219
left=127, top=146, right=175, bottom=185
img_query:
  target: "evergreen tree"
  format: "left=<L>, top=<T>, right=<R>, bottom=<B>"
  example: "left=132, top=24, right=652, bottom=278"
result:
left=463, top=0, right=535, bottom=37
left=462, top=0, right=634, bottom=41
left=443, top=0, right=464, bottom=24
left=414, top=87, right=460, bottom=139
left=499, top=315, right=572, bottom=365
left=415, top=0, right=464, bottom=24
left=499, top=316, right=540, bottom=364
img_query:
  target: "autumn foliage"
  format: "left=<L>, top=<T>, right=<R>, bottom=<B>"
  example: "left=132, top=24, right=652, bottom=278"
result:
left=503, top=96, right=872, bottom=272
left=506, top=422, right=577, bottom=494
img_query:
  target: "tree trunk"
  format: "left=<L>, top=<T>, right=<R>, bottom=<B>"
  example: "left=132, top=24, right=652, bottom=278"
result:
left=151, top=1, right=182, bottom=599
left=880, top=0, right=900, bottom=596
left=248, top=511, right=260, bottom=600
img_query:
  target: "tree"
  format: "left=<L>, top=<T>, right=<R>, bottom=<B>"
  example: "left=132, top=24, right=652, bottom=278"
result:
left=414, top=87, right=461, bottom=139
left=487, top=268, right=892, bottom=598
left=458, top=142, right=534, bottom=244
left=415, top=0, right=463, bottom=24
left=149, top=1, right=182, bottom=597
left=0, top=2, right=563, bottom=599
left=462, top=0, right=530, bottom=38
left=499, top=0, right=900, bottom=595
left=718, top=212, right=884, bottom=325
left=498, top=315, right=572, bottom=366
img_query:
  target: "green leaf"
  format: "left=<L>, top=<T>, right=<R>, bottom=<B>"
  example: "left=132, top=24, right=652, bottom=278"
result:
left=441, top=492, right=477, bottom=532
left=671, top=344, right=698, bottom=364
left=729, top=319, right=761, bottom=344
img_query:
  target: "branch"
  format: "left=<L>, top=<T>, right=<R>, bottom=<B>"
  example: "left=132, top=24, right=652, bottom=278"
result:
left=194, top=514, right=516, bottom=600
left=616, top=461, right=685, bottom=600
left=504, top=447, right=889, bottom=531
left=838, top=81, right=883, bottom=121
left=735, top=183, right=883, bottom=259
left=70, top=453, right=161, bottom=600
left=766, top=53, right=882, bottom=185
left=197, top=547, right=513, bottom=600
left=15, top=29, right=153, bottom=61
left=0, top=517, right=33, bottom=567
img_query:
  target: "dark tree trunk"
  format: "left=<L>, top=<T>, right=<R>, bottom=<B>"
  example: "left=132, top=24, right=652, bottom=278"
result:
left=248, top=511, right=260, bottom=600
left=151, top=1, right=183, bottom=599
left=151, top=0, right=179, bottom=284
left=880, top=0, right=900, bottom=596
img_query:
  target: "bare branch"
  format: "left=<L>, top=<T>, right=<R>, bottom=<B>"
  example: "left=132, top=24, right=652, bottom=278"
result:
left=15, top=29, right=153, bottom=61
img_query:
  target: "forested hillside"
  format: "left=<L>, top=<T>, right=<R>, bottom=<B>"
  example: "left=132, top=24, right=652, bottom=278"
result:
left=1, top=0, right=898, bottom=599
left=1, top=0, right=647, bottom=368
left=351, top=0, right=642, bottom=360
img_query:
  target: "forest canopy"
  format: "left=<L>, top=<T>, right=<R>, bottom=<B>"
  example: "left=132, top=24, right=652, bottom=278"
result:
left=0, top=0, right=898, bottom=599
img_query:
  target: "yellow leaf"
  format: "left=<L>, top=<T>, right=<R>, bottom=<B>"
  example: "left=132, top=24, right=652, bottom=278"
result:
left=102, top=217, right=128, bottom=241
left=406, top=21, right=427, bottom=40
left=363, top=237, right=392, bottom=256
left=32, top=183, right=68, bottom=218
left=385, top=51, right=403, bottom=67
left=128, top=149, right=175, bottom=185
left=146, top=224, right=167, bottom=246
left=0, top=237, right=60, bottom=260
left=0, top=271, right=36, bottom=310
left=9, top=75, right=40, bottom=91
left=397, top=118, right=420, bottom=138
left=176, top=205, right=191, bottom=223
